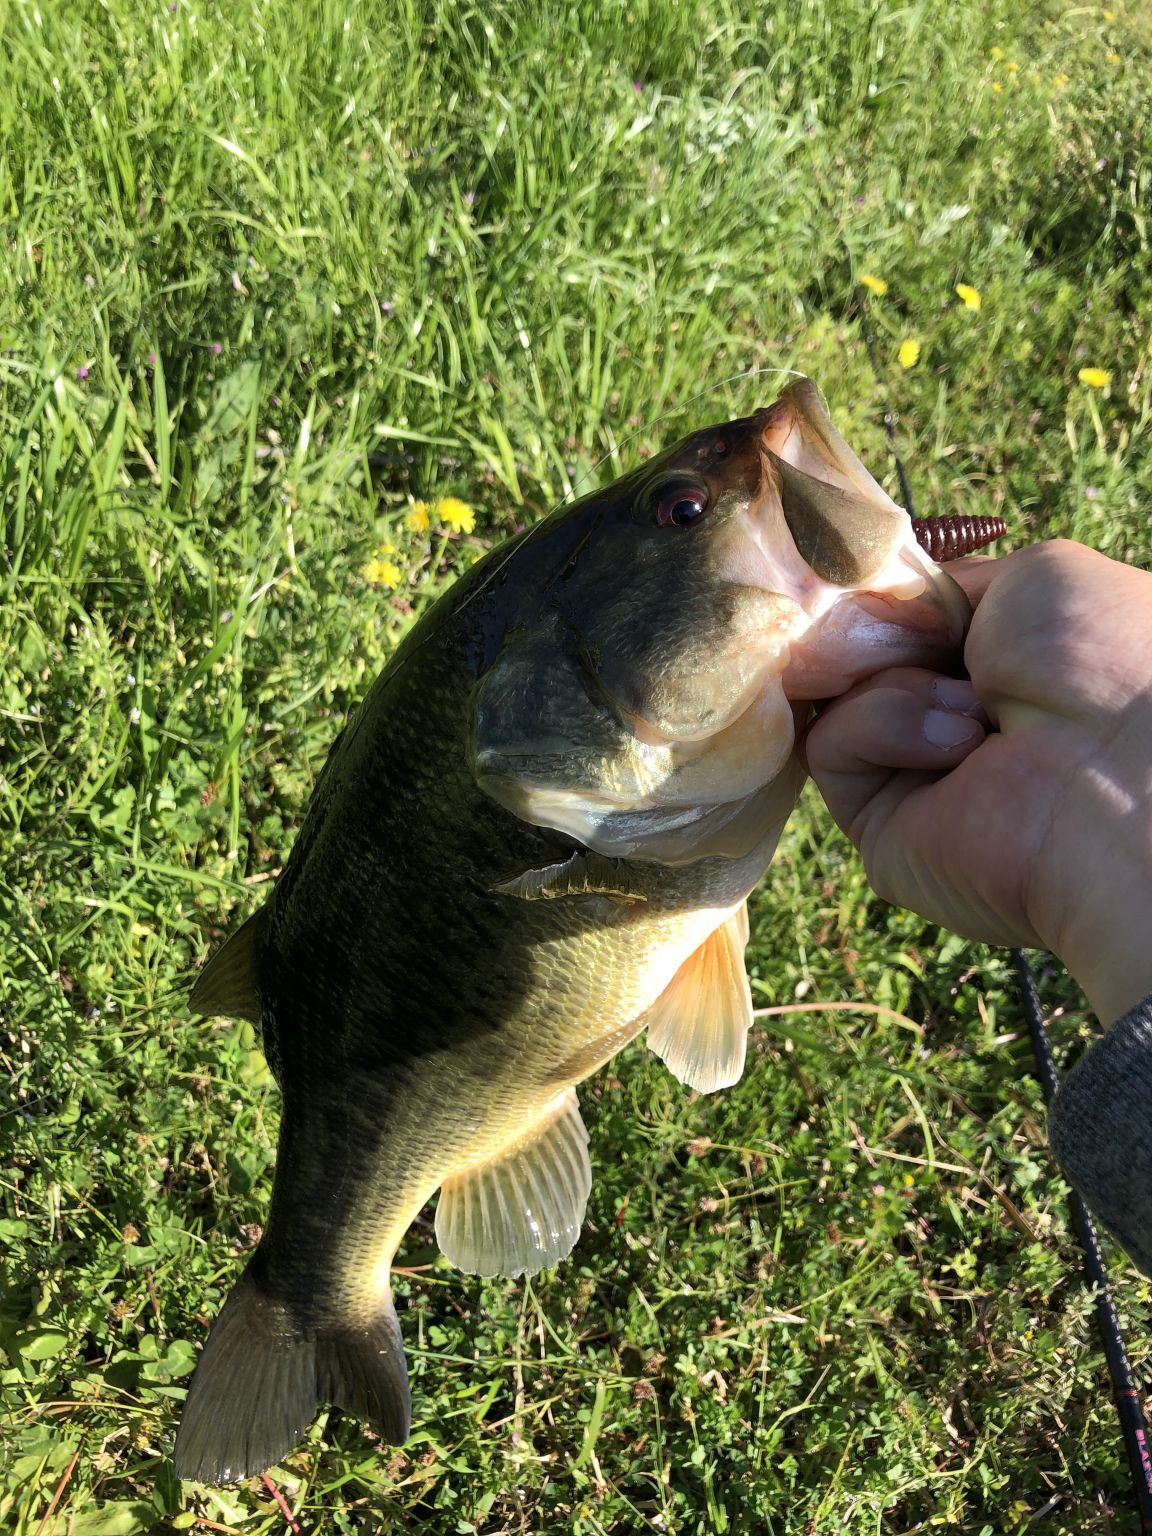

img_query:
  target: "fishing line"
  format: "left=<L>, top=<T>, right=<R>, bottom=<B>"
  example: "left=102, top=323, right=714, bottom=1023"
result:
left=857, top=282, right=1152, bottom=1528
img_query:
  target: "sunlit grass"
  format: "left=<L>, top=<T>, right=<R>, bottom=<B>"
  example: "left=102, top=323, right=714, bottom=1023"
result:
left=3, top=1, right=1152, bottom=1532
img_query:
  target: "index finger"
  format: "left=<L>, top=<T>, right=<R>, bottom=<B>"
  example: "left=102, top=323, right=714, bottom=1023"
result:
left=942, top=554, right=1000, bottom=608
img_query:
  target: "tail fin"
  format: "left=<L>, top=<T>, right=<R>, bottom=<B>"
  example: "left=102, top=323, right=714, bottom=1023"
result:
left=173, top=1265, right=410, bottom=1484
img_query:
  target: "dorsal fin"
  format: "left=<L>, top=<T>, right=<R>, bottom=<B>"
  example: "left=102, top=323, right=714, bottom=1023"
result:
left=188, top=906, right=270, bottom=1022
left=645, top=903, right=753, bottom=1094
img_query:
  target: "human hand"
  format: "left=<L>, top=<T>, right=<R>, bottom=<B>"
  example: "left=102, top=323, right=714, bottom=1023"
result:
left=804, top=540, right=1152, bottom=1023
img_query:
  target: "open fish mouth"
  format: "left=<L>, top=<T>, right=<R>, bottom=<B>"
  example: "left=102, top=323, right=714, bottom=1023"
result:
left=754, top=383, right=1005, bottom=575
left=741, top=381, right=981, bottom=701
left=473, top=377, right=998, bottom=865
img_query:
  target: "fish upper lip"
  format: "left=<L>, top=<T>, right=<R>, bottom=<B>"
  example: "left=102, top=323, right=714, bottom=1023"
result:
left=750, top=390, right=865, bottom=496
left=751, top=402, right=790, bottom=455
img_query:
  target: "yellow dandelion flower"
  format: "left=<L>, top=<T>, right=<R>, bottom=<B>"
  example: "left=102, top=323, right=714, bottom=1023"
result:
left=898, top=338, right=921, bottom=369
left=363, top=556, right=402, bottom=586
left=1053, top=72, right=1070, bottom=86
left=860, top=273, right=888, bottom=297
left=1004, top=60, right=1018, bottom=73
left=991, top=81, right=1002, bottom=93
left=405, top=501, right=431, bottom=534
left=1103, top=9, right=1116, bottom=21
left=374, top=540, right=397, bottom=557
left=1106, top=51, right=1121, bottom=64
left=437, top=496, right=476, bottom=535
left=955, top=283, right=982, bottom=311
left=990, top=45, right=1004, bottom=60
left=1078, top=367, right=1112, bottom=388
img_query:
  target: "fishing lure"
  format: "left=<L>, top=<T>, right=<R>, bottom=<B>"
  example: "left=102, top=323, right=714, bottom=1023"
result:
left=912, top=514, right=1007, bottom=561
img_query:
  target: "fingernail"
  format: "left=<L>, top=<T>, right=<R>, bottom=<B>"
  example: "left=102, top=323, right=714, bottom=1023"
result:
left=931, top=676, right=981, bottom=713
left=923, top=709, right=982, bottom=749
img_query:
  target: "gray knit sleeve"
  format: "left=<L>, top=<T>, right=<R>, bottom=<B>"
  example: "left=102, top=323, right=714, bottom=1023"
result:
left=1048, top=996, right=1152, bottom=1277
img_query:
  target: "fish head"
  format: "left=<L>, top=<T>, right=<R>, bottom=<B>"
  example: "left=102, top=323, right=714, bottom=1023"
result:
left=472, top=378, right=969, bottom=865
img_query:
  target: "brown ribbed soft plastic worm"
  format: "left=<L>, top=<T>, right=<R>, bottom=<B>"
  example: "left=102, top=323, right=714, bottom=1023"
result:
left=911, top=514, right=1006, bottom=561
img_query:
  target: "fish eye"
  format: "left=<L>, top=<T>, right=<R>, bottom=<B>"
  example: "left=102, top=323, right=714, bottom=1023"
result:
left=653, top=483, right=710, bottom=529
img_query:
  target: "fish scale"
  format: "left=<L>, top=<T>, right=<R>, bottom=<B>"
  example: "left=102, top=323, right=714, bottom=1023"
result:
left=258, top=617, right=758, bottom=1304
left=173, top=378, right=980, bottom=1484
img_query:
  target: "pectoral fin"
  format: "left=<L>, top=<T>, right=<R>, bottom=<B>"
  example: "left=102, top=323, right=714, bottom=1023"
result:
left=646, top=904, right=753, bottom=1093
left=435, top=1089, right=592, bottom=1278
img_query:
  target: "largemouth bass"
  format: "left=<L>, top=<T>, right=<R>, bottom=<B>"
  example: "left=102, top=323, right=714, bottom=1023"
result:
left=175, top=380, right=975, bottom=1483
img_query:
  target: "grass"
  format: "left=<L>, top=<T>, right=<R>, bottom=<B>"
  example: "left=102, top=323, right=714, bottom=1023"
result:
left=2, top=0, right=1152, bottom=1530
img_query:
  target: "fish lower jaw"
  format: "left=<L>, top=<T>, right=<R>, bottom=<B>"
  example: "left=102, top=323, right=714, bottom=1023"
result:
left=779, top=601, right=961, bottom=699
left=777, top=556, right=967, bottom=701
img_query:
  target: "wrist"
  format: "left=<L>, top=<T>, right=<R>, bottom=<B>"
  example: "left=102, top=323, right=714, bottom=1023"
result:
left=1015, top=695, right=1152, bottom=1023
left=1062, top=909, right=1152, bottom=1026
left=1045, top=819, right=1152, bottom=1024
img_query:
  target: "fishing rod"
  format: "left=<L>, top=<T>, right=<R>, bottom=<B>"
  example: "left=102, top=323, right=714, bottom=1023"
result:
left=859, top=288, right=1152, bottom=1527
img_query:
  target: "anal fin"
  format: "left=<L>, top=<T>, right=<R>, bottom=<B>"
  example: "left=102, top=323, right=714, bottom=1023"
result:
left=189, top=905, right=269, bottom=1022
left=646, top=903, right=753, bottom=1094
left=435, top=1088, right=592, bottom=1278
